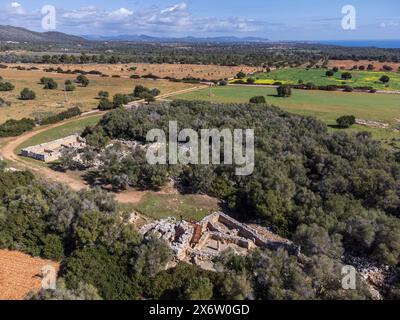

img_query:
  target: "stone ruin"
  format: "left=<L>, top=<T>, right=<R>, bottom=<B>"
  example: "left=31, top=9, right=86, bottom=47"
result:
left=21, top=134, right=86, bottom=163
left=355, top=118, right=389, bottom=129
left=140, top=212, right=300, bottom=270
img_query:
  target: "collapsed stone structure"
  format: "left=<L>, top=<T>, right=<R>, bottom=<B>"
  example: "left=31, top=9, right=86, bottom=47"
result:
left=21, top=134, right=86, bottom=162
left=140, top=212, right=300, bottom=270
left=355, top=118, right=389, bottom=129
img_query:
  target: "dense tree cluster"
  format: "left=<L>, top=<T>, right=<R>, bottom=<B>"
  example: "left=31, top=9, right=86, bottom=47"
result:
left=40, top=107, right=81, bottom=125
left=0, top=107, right=81, bottom=136
left=2, top=167, right=370, bottom=300
left=97, top=85, right=160, bottom=111
left=0, top=118, right=35, bottom=137
left=82, top=100, right=400, bottom=270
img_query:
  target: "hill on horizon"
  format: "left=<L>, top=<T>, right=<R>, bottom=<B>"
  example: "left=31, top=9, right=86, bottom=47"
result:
left=0, top=25, right=88, bottom=44
left=0, top=24, right=269, bottom=44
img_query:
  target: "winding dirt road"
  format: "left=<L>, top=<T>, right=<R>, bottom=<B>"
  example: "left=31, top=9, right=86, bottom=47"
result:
left=1, top=86, right=206, bottom=204
left=1, top=114, right=155, bottom=204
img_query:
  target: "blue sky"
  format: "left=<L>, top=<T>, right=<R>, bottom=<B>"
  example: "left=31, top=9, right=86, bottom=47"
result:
left=1, top=0, right=399, bottom=40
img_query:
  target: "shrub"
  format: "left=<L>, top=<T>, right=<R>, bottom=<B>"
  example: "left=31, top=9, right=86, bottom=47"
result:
left=382, top=65, right=393, bottom=71
left=343, top=86, right=354, bottom=92
left=151, top=88, right=161, bottom=97
left=0, top=82, right=15, bottom=91
left=246, top=78, right=255, bottom=84
left=133, top=85, right=160, bottom=99
left=277, top=85, right=292, bottom=97
left=336, top=115, right=356, bottom=128
left=325, top=70, right=334, bottom=77
left=41, top=107, right=82, bottom=125
left=380, top=75, right=390, bottom=84
left=236, top=71, right=246, bottom=79
left=113, top=94, right=129, bottom=108
left=341, top=72, right=352, bottom=80
left=76, top=75, right=90, bottom=87
left=98, top=91, right=109, bottom=99
left=65, top=84, right=76, bottom=92
left=249, top=96, right=266, bottom=104
left=43, top=78, right=58, bottom=90
left=0, top=118, right=36, bottom=137
left=98, top=98, right=114, bottom=110
left=20, top=88, right=36, bottom=100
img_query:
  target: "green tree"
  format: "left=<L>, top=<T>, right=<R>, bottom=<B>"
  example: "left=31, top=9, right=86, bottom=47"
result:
left=42, top=234, right=65, bottom=261
left=325, top=70, right=334, bottom=77
left=20, top=88, right=36, bottom=100
left=236, top=71, right=246, bottom=79
left=183, top=277, right=214, bottom=300
left=277, top=85, right=292, bottom=97
left=341, top=72, right=352, bottom=80
left=112, top=94, right=129, bottom=108
left=43, top=78, right=58, bottom=90
left=249, top=96, right=266, bottom=104
left=98, top=91, right=109, bottom=99
left=76, top=75, right=90, bottom=87
left=131, top=235, right=172, bottom=277
left=380, top=75, right=390, bottom=84
left=0, top=82, right=15, bottom=91
left=98, top=98, right=114, bottom=110
left=336, top=115, right=356, bottom=128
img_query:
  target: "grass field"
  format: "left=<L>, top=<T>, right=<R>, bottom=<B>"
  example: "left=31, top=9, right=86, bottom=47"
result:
left=133, top=193, right=219, bottom=221
left=0, top=68, right=197, bottom=124
left=15, top=114, right=102, bottom=154
left=170, top=85, right=400, bottom=147
left=244, top=68, right=400, bottom=91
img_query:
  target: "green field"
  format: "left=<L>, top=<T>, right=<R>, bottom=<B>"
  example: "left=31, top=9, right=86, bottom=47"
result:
left=133, top=193, right=219, bottom=221
left=242, top=68, right=400, bottom=91
left=16, top=114, right=102, bottom=154
left=171, top=85, right=400, bottom=147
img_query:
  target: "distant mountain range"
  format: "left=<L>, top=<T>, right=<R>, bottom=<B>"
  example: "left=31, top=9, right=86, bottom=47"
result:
left=82, top=34, right=270, bottom=43
left=0, top=25, right=270, bottom=44
left=0, top=25, right=88, bottom=44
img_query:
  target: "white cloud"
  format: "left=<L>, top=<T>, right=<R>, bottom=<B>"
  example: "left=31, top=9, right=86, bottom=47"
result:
left=109, top=8, right=133, bottom=19
left=160, top=2, right=187, bottom=14
left=7, top=1, right=26, bottom=14
left=0, top=2, right=262, bottom=36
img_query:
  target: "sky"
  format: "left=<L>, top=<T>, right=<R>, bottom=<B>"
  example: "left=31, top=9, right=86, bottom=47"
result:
left=0, top=0, right=399, bottom=40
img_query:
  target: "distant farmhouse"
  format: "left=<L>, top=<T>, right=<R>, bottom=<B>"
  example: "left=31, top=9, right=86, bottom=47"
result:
left=21, top=134, right=86, bottom=163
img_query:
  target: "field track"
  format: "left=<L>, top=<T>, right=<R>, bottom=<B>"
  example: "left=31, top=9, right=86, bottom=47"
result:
left=1, top=85, right=207, bottom=205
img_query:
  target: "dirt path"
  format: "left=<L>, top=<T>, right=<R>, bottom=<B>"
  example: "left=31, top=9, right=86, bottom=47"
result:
left=3, top=123, right=151, bottom=203
left=2, top=113, right=102, bottom=191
